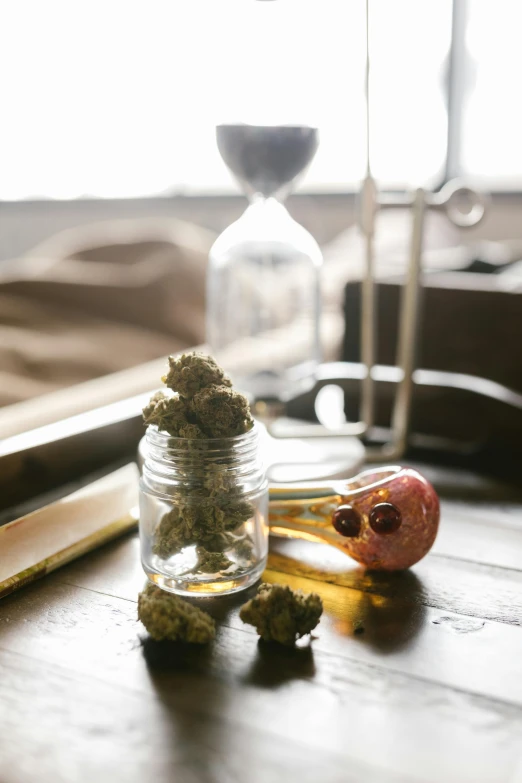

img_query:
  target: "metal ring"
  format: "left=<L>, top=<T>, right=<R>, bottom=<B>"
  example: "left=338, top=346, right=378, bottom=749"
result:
left=432, top=179, right=487, bottom=228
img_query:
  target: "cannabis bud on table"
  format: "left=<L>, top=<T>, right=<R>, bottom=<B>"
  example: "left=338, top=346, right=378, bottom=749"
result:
left=141, top=353, right=266, bottom=590
left=240, top=582, right=323, bottom=646
left=138, top=582, right=215, bottom=643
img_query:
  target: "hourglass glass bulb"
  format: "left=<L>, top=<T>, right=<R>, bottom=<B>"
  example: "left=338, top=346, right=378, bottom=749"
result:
left=216, top=124, right=319, bottom=200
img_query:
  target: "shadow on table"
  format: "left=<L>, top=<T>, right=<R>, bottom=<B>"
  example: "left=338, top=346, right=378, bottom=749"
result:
left=242, top=639, right=315, bottom=688
left=141, top=637, right=235, bottom=780
left=332, top=570, right=427, bottom=654
left=141, top=635, right=215, bottom=672
left=140, top=604, right=317, bottom=779
left=192, top=583, right=259, bottom=625
left=142, top=636, right=328, bottom=781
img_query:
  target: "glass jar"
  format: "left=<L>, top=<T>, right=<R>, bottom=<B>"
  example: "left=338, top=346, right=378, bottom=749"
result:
left=139, top=421, right=268, bottom=596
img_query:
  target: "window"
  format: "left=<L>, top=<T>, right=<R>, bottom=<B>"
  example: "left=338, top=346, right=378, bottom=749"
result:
left=0, top=0, right=519, bottom=200
left=460, top=0, right=522, bottom=188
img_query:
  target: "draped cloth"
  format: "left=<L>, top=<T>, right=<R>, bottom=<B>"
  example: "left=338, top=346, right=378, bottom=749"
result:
left=0, top=209, right=458, bottom=409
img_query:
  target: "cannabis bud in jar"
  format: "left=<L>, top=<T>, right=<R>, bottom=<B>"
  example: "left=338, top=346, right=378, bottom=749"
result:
left=138, top=582, right=215, bottom=643
left=139, top=353, right=268, bottom=596
left=240, top=582, right=323, bottom=646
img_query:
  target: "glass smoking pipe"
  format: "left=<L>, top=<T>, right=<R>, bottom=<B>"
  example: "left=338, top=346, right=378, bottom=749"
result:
left=268, top=466, right=440, bottom=571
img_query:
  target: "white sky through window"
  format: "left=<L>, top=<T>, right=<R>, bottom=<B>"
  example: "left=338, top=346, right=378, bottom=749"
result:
left=0, top=0, right=516, bottom=200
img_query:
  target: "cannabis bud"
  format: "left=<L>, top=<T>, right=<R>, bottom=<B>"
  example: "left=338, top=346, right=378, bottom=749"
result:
left=190, top=385, right=253, bottom=438
left=142, top=390, right=167, bottom=423
left=138, top=582, right=215, bottom=643
left=239, top=582, right=323, bottom=646
left=143, top=352, right=253, bottom=439
left=142, top=393, right=191, bottom=435
left=162, top=352, right=232, bottom=398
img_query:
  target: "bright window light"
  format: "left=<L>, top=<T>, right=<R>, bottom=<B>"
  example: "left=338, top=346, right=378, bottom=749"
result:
left=0, top=0, right=515, bottom=200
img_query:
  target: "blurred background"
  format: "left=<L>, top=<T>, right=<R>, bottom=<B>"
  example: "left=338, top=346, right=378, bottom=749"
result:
left=0, top=0, right=521, bottom=435
left=2, top=0, right=522, bottom=206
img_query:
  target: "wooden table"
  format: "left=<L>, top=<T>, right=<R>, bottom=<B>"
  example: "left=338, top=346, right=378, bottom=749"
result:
left=1, top=462, right=521, bottom=783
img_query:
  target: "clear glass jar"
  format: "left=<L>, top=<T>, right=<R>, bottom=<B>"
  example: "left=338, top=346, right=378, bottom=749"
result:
left=139, top=422, right=268, bottom=596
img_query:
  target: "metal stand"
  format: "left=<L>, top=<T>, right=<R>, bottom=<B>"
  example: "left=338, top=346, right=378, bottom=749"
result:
left=264, top=0, right=487, bottom=464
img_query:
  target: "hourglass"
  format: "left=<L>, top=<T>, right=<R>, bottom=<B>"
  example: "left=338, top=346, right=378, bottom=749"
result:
left=206, top=123, right=323, bottom=405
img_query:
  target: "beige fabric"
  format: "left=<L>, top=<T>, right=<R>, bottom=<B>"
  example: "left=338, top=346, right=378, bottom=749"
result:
left=0, top=218, right=215, bottom=407
left=0, top=208, right=458, bottom=410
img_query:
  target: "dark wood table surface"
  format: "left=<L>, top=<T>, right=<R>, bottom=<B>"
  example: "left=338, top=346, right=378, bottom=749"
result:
left=1, top=462, right=521, bottom=783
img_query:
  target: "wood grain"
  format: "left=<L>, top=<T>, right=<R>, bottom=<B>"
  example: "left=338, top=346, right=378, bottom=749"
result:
left=34, top=533, right=522, bottom=706
left=0, top=648, right=378, bottom=783
left=1, top=578, right=521, bottom=783
left=55, top=526, right=522, bottom=628
left=268, top=540, right=522, bottom=626
left=1, top=461, right=522, bottom=783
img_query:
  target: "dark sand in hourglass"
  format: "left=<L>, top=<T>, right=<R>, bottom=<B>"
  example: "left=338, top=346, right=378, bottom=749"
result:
left=216, top=124, right=319, bottom=198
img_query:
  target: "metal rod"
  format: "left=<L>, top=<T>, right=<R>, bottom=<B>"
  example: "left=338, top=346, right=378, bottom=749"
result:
left=359, top=0, right=377, bottom=432
left=364, top=0, right=371, bottom=180
left=386, top=188, right=426, bottom=457
left=443, top=0, right=468, bottom=183
left=360, top=177, right=377, bottom=431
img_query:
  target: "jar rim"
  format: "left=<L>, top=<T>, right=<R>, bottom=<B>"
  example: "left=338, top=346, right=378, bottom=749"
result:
left=145, top=419, right=261, bottom=448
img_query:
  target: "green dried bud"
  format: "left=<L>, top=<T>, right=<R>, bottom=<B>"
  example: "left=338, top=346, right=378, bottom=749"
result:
left=177, top=422, right=207, bottom=440
left=202, top=532, right=235, bottom=552
left=142, top=390, right=167, bottom=423
left=162, top=352, right=232, bottom=398
left=138, top=582, right=215, bottom=643
left=240, top=583, right=323, bottom=646
left=196, top=547, right=232, bottom=574
left=142, top=394, right=190, bottom=436
left=152, top=497, right=253, bottom=555
left=233, top=536, right=255, bottom=563
left=203, top=463, right=238, bottom=495
left=220, top=498, right=255, bottom=531
left=191, top=385, right=254, bottom=438
left=152, top=508, right=187, bottom=557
